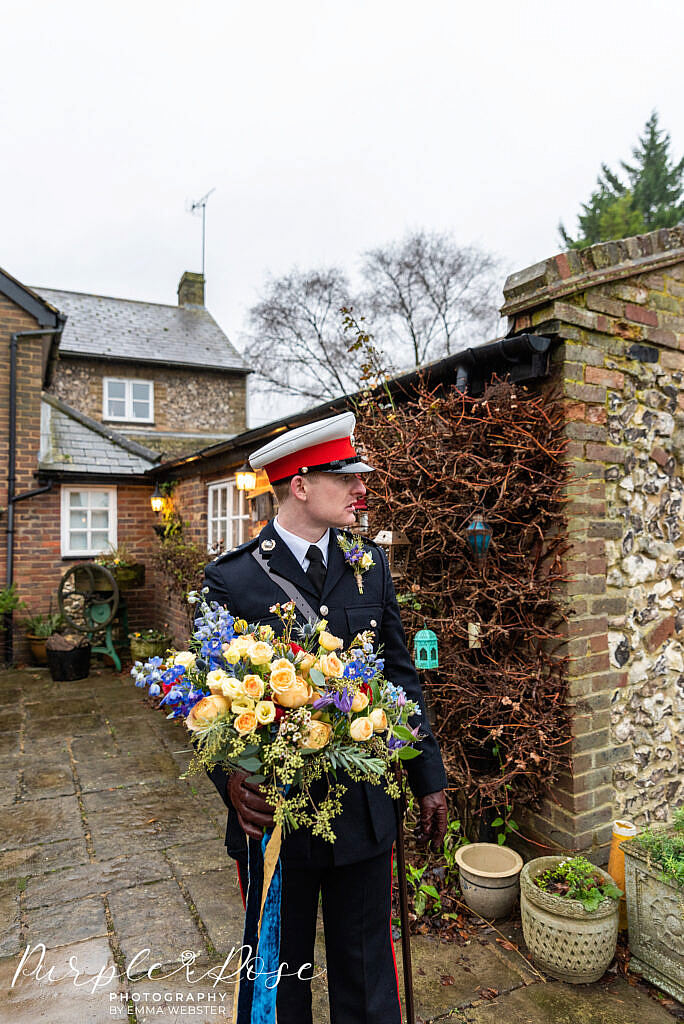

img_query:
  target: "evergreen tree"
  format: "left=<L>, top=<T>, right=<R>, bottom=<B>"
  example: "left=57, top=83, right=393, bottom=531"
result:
left=559, top=112, right=683, bottom=249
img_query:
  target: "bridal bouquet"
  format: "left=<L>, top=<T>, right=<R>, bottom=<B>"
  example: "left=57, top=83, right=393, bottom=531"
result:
left=131, top=589, right=422, bottom=841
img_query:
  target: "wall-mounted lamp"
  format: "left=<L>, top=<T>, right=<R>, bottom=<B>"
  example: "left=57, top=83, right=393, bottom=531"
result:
left=150, top=483, right=164, bottom=514
left=466, top=516, right=493, bottom=567
left=236, top=463, right=257, bottom=492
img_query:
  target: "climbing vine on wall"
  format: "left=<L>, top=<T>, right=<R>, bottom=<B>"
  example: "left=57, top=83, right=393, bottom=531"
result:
left=356, top=376, right=572, bottom=827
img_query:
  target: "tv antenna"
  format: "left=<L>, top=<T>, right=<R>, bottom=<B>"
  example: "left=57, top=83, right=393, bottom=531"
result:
left=187, top=187, right=216, bottom=277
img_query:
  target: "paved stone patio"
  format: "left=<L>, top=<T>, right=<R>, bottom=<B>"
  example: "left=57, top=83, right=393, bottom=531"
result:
left=0, top=665, right=678, bottom=1023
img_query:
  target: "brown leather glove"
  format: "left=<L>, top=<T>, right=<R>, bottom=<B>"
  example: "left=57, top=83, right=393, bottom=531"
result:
left=416, top=790, right=448, bottom=850
left=227, top=769, right=275, bottom=840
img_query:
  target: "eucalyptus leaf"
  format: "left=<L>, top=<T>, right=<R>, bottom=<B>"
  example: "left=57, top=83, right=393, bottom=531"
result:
left=309, top=668, right=326, bottom=688
left=246, top=774, right=266, bottom=785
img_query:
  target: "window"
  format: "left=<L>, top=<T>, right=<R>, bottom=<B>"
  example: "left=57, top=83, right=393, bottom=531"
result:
left=207, top=479, right=249, bottom=553
left=61, top=487, right=117, bottom=557
left=103, top=378, right=154, bottom=422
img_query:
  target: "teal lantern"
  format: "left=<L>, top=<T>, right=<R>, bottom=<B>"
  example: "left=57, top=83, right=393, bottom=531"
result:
left=413, top=622, right=439, bottom=669
left=466, top=517, right=492, bottom=566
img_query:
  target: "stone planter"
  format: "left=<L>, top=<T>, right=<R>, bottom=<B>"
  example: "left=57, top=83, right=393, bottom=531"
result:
left=129, top=635, right=169, bottom=661
left=454, top=843, right=523, bottom=919
left=520, top=856, right=619, bottom=984
left=622, top=832, right=684, bottom=1003
left=110, top=563, right=145, bottom=590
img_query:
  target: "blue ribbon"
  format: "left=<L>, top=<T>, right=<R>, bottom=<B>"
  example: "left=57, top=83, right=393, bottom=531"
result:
left=237, top=834, right=282, bottom=1024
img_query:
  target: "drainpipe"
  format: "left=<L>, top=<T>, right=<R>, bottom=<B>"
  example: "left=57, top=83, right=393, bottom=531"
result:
left=4, top=324, right=65, bottom=664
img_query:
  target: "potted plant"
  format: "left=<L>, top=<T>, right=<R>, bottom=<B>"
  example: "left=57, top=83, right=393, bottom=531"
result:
left=622, top=807, right=684, bottom=1002
left=22, top=611, right=64, bottom=666
left=454, top=842, right=524, bottom=919
left=46, top=633, right=91, bottom=681
left=95, top=543, right=145, bottom=590
left=520, top=855, right=621, bottom=984
left=129, top=628, right=170, bottom=662
left=0, top=583, right=26, bottom=616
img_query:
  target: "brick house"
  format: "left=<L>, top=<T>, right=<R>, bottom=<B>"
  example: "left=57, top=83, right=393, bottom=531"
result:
left=0, top=266, right=248, bottom=664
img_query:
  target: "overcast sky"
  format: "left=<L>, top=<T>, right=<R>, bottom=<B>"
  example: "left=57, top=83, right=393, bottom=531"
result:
left=2, top=1, right=683, bottom=423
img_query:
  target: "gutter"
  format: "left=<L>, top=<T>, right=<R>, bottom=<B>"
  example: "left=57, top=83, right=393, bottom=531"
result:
left=151, top=333, right=552, bottom=477
left=5, top=323, right=65, bottom=665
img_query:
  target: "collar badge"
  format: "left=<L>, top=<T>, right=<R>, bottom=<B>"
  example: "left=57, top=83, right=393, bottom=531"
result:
left=261, top=539, right=276, bottom=552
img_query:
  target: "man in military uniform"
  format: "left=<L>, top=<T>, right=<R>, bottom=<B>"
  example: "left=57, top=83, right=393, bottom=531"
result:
left=202, top=411, right=448, bottom=1024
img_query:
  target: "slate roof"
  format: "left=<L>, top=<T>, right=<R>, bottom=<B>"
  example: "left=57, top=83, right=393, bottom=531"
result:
left=40, top=394, right=160, bottom=476
left=33, top=287, right=249, bottom=372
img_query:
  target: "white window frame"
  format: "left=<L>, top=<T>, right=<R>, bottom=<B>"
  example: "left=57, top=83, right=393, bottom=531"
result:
left=102, top=377, right=154, bottom=423
left=207, top=479, right=249, bottom=554
left=60, top=486, right=117, bottom=557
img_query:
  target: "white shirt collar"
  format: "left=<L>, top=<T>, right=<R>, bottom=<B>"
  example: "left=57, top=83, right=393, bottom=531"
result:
left=273, top=517, right=330, bottom=569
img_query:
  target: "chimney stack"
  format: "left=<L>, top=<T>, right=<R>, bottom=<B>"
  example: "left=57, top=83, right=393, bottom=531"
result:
left=177, top=271, right=205, bottom=307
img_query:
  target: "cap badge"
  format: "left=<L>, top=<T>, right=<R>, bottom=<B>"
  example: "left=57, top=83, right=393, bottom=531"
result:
left=261, top=539, right=276, bottom=553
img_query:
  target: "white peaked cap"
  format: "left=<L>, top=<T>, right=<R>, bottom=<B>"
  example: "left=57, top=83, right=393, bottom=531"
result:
left=249, top=411, right=374, bottom=483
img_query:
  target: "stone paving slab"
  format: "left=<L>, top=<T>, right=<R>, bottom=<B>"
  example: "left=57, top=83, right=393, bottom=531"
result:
left=182, top=866, right=245, bottom=955
left=164, top=838, right=230, bottom=876
left=23, top=852, right=173, bottom=909
left=0, top=708, right=22, bottom=730
left=24, top=894, right=109, bottom=949
left=0, top=731, right=21, bottom=756
left=76, top=750, right=180, bottom=793
left=0, top=767, right=20, bottom=805
left=1, top=935, right=123, bottom=1024
left=108, top=878, right=206, bottom=968
left=0, top=837, right=90, bottom=881
left=72, top=732, right=119, bottom=759
left=24, top=695, right=99, bottom=719
left=0, top=878, right=21, bottom=956
left=0, top=794, right=84, bottom=851
left=24, top=712, right=108, bottom=741
left=23, top=762, right=75, bottom=799
left=458, top=976, right=675, bottom=1024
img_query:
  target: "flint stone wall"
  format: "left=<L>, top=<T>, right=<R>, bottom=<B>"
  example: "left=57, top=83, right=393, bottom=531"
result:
left=501, top=226, right=684, bottom=855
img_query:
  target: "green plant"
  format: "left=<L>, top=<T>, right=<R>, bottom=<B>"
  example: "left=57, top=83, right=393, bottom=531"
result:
left=534, top=855, right=622, bottom=912
left=95, top=542, right=136, bottom=568
left=0, top=584, right=26, bottom=615
left=442, top=817, right=468, bottom=885
left=129, top=628, right=168, bottom=642
left=23, top=611, right=64, bottom=637
left=490, top=743, right=518, bottom=845
left=154, top=532, right=207, bottom=626
left=634, top=806, right=684, bottom=890
left=397, top=591, right=422, bottom=612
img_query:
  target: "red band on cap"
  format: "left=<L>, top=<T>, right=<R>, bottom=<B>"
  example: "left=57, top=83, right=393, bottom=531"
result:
left=265, top=437, right=357, bottom=483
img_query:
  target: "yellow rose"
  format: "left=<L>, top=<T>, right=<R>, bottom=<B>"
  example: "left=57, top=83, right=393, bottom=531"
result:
left=185, top=695, right=230, bottom=732
left=350, top=690, right=369, bottom=713
left=360, top=551, right=374, bottom=570
left=174, top=651, right=196, bottom=669
left=297, top=652, right=317, bottom=678
left=206, top=668, right=230, bottom=694
left=222, top=644, right=241, bottom=665
left=349, top=716, right=373, bottom=741
left=274, top=677, right=314, bottom=709
left=255, top=700, right=276, bottom=725
left=231, top=695, right=256, bottom=713
left=258, top=624, right=275, bottom=642
left=318, top=630, right=343, bottom=652
left=230, top=635, right=255, bottom=658
left=234, top=711, right=257, bottom=736
left=243, top=674, right=265, bottom=700
left=217, top=676, right=244, bottom=700
left=370, top=707, right=388, bottom=732
left=316, top=618, right=329, bottom=632
left=250, top=641, right=274, bottom=666
left=270, top=658, right=297, bottom=692
left=301, top=720, right=332, bottom=750
left=319, top=653, right=344, bottom=678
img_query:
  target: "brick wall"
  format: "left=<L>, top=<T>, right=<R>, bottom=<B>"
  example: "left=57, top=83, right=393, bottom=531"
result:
left=501, top=226, right=684, bottom=859
left=48, top=357, right=247, bottom=455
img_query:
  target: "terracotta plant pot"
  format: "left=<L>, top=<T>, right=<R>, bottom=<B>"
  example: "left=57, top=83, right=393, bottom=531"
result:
left=520, top=856, right=619, bottom=984
left=26, top=634, right=48, bottom=666
left=622, top=831, right=684, bottom=1003
left=454, top=842, right=524, bottom=919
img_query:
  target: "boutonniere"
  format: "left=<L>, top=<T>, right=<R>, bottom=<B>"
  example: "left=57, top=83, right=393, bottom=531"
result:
left=336, top=533, right=375, bottom=594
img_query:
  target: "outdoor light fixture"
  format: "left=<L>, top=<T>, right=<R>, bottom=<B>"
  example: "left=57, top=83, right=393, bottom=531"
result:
left=466, top=516, right=493, bottom=567
left=236, top=463, right=257, bottom=492
left=373, top=529, right=411, bottom=579
left=150, top=483, right=164, bottom=514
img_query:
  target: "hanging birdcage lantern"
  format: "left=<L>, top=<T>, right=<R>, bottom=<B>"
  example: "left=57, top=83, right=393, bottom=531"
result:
left=413, top=622, right=439, bottom=669
left=373, top=529, right=411, bottom=579
left=466, top=517, right=493, bottom=567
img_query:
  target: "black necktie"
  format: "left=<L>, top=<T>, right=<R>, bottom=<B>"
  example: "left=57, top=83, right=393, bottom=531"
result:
left=306, top=545, right=326, bottom=594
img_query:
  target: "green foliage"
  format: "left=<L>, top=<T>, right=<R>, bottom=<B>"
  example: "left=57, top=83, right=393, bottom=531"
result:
left=0, top=584, right=26, bottom=615
left=396, top=591, right=422, bottom=612
left=560, top=111, right=684, bottom=248
left=442, top=817, right=469, bottom=886
left=491, top=744, right=518, bottom=845
left=23, top=611, right=64, bottom=637
left=534, top=855, right=622, bottom=912
left=634, top=806, right=684, bottom=889
left=154, top=532, right=207, bottom=625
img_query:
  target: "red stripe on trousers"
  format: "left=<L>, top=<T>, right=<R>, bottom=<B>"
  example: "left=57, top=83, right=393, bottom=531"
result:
left=390, top=848, right=403, bottom=1019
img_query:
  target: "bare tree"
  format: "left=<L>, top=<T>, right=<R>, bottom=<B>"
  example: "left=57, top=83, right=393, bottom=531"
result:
left=361, top=230, right=502, bottom=366
left=243, top=268, right=363, bottom=405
